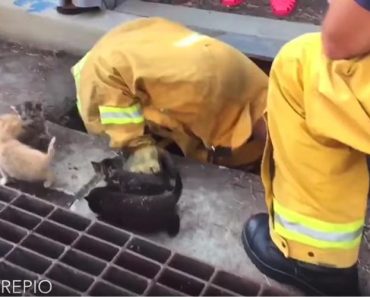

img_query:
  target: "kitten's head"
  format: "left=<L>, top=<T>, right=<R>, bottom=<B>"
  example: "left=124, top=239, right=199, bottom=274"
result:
left=10, top=101, right=44, bottom=126
left=0, top=113, right=24, bottom=141
left=91, top=157, right=124, bottom=181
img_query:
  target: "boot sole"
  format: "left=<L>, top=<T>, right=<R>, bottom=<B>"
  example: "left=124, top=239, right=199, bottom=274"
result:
left=241, top=224, right=324, bottom=296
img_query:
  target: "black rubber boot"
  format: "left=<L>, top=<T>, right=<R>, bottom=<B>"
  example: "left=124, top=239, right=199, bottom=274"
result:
left=56, top=3, right=100, bottom=15
left=241, top=213, right=360, bottom=296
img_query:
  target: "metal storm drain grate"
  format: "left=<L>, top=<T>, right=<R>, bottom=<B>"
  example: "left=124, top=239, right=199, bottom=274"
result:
left=0, top=186, right=288, bottom=296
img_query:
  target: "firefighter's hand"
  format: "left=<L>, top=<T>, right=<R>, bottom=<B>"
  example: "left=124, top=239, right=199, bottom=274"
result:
left=123, top=145, right=161, bottom=174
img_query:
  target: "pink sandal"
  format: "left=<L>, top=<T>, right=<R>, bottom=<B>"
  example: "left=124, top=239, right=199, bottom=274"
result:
left=270, top=0, right=297, bottom=17
left=221, top=0, right=244, bottom=8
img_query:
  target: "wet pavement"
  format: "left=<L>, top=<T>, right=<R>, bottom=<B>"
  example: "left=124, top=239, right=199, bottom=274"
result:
left=0, top=39, right=369, bottom=295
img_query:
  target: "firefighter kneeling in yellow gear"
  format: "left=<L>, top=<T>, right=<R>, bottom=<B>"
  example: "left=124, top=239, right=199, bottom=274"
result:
left=71, top=17, right=268, bottom=174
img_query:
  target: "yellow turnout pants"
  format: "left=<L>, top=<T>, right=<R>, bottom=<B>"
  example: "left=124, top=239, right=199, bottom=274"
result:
left=263, top=33, right=369, bottom=268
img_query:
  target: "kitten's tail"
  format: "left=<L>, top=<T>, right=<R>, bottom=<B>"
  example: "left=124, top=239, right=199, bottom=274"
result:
left=46, top=137, right=56, bottom=161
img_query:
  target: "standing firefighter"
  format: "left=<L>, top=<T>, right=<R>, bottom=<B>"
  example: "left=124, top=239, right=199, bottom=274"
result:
left=71, top=17, right=268, bottom=173
left=242, top=0, right=370, bottom=295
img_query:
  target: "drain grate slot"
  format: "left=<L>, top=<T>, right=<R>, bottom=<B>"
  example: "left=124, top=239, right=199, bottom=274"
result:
left=102, top=266, right=148, bottom=294
left=115, top=250, right=161, bottom=278
left=169, top=254, right=215, bottom=281
left=87, top=222, right=130, bottom=246
left=0, top=261, right=37, bottom=281
left=73, top=235, right=118, bottom=261
left=89, top=281, right=132, bottom=296
left=7, top=247, right=52, bottom=274
left=0, top=206, right=41, bottom=230
left=13, top=195, right=54, bottom=217
left=47, top=263, right=94, bottom=292
left=158, top=268, right=205, bottom=296
left=0, top=187, right=19, bottom=203
left=0, top=185, right=290, bottom=296
left=212, top=271, right=261, bottom=296
left=203, top=285, right=235, bottom=296
left=61, top=249, right=106, bottom=276
left=35, top=220, right=78, bottom=245
left=0, top=238, right=13, bottom=257
left=21, top=234, right=64, bottom=259
left=0, top=219, right=28, bottom=243
left=147, top=283, right=185, bottom=296
left=127, top=237, right=171, bottom=263
left=49, top=209, right=90, bottom=231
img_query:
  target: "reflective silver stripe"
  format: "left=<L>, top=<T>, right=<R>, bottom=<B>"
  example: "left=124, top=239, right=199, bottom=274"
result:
left=275, top=214, right=363, bottom=243
left=100, top=111, right=142, bottom=120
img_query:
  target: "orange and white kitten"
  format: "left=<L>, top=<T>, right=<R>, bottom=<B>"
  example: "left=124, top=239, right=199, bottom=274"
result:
left=0, top=113, right=24, bottom=141
left=0, top=113, right=56, bottom=187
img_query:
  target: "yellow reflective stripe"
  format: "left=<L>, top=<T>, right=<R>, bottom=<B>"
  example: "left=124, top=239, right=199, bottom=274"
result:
left=100, top=116, right=144, bottom=125
left=99, top=104, right=144, bottom=125
left=275, top=214, right=363, bottom=242
left=274, top=221, right=362, bottom=249
left=99, top=104, right=141, bottom=115
left=273, top=199, right=364, bottom=249
left=273, top=199, right=363, bottom=233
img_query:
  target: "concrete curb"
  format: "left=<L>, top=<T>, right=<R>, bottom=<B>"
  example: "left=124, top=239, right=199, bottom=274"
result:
left=0, top=0, right=320, bottom=59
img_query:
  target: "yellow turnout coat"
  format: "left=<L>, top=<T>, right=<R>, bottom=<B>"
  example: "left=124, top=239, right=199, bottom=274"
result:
left=72, top=17, right=268, bottom=166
